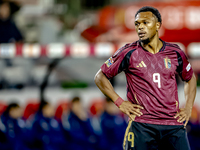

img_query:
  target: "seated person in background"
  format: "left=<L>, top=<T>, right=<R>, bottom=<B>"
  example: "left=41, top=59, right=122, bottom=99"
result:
left=0, top=102, right=27, bottom=150
left=62, top=96, right=97, bottom=150
left=99, top=97, right=128, bottom=150
left=0, top=0, right=23, bottom=43
left=26, top=100, right=67, bottom=150
left=0, top=0, right=23, bottom=67
left=186, top=106, right=200, bottom=150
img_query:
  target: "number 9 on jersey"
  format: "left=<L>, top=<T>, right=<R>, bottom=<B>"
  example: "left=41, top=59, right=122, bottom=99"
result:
left=153, top=73, right=161, bottom=88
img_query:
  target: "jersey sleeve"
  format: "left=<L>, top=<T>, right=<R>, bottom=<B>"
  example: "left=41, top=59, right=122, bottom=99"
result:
left=176, top=50, right=193, bottom=82
left=100, top=44, right=130, bottom=79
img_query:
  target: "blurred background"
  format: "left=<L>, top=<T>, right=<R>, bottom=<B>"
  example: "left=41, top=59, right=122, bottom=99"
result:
left=0, top=0, right=200, bottom=150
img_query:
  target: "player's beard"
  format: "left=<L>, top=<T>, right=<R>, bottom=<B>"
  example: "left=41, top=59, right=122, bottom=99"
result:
left=139, top=38, right=150, bottom=44
left=139, top=32, right=157, bottom=45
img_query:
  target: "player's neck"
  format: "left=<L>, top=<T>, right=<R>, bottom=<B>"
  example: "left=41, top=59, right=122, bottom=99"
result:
left=141, top=35, right=163, bottom=54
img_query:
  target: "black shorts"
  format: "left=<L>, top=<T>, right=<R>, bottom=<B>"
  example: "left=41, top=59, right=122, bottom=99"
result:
left=123, top=121, right=190, bottom=150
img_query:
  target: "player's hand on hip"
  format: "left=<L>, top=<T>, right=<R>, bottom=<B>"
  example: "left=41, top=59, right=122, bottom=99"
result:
left=174, top=108, right=192, bottom=127
left=119, top=101, right=143, bottom=121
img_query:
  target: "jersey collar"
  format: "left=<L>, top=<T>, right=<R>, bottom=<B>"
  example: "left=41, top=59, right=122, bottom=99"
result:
left=138, top=39, right=166, bottom=53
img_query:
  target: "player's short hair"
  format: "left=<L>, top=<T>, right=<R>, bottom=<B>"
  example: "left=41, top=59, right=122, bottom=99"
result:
left=135, top=6, right=162, bottom=24
left=4, top=102, right=19, bottom=115
left=39, top=100, right=49, bottom=112
left=71, top=96, right=80, bottom=103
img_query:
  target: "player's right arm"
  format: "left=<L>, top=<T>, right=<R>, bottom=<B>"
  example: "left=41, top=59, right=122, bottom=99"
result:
left=94, top=69, right=143, bottom=120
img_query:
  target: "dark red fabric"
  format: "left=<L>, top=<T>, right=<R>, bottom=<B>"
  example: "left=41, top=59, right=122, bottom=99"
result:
left=101, top=40, right=193, bottom=125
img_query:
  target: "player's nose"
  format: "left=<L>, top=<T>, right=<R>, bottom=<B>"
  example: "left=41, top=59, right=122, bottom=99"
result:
left=138, top=23, right=144, bottom=30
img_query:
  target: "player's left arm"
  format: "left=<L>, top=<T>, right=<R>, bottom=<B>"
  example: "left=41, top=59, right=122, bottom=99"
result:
left=174, top=73, right=196, bottom=127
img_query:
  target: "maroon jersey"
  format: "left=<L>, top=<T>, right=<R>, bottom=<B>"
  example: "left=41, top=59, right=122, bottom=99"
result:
left=101, top=40, right=193, bottom=125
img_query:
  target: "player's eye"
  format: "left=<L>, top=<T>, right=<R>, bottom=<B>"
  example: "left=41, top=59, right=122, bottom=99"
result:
left=135, top=22, right=139, bottom=26
left=144, top=21, right=149, bottom=25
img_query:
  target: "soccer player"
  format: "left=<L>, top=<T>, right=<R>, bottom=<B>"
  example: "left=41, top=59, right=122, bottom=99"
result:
left=94, top=6, right=196, bottom=150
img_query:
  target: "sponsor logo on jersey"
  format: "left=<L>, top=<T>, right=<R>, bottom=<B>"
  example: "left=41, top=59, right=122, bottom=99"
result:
left=137, top=61, right=146, bottom=67
left=164, top=58, right=171, bottom=69
left=186, top=63, right=191, bottom=72
left=105, top=57, right=114, bottom=67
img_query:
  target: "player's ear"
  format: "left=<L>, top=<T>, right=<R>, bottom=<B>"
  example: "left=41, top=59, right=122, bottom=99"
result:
left=156, top=22, right=161, bottom=31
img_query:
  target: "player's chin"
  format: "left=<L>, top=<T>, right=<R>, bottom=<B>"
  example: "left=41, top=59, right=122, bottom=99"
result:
left=139, top=38, right=150, bottom=44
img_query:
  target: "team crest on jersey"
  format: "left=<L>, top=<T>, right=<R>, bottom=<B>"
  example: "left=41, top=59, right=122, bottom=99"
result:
left=164, top=57, right=171, bottom=69
left=105, top=57, right=114, bottom=67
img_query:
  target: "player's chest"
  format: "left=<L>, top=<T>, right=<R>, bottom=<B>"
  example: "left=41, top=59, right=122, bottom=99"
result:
left=128, top=52, right=177, bottom=78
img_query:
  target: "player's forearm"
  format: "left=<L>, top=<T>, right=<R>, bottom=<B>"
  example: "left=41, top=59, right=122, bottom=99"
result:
left=94, top=69, right=119, bottom=102
left=184, top=73, right=196, bottom=111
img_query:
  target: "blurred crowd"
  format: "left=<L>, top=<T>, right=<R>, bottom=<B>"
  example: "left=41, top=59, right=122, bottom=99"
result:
left=0, top=0, right=23, bottom=43
left=0, top=96, right=200, bottom=150
left=186, top=106, right=200, bottom=150
left=0, top=96, right=128, bottom=150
